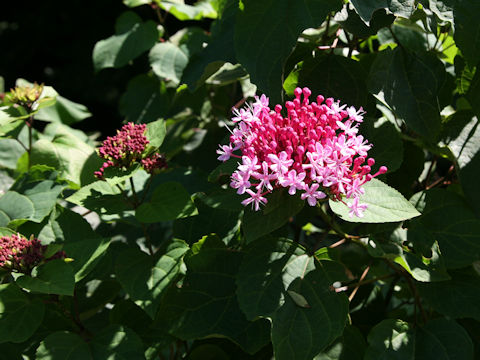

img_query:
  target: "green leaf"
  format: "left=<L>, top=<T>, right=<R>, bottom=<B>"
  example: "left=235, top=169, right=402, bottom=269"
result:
left=362, top=119, right=403, bottom=173
left=365, top=319, right=413, bottom=359
left=173, top=196, right=241, bottom=244
left=92, top=11, right=158, bottom=71
left=329, top=178, right=421, bottom=223
left=149, top=43, right=188, bottom=84
left=30, top=125, right=97, bottom=188
left=350, top=0, right=415, bottom=24
left=0, top=139, right=25, bottom=170
left=145, top=118, right=166, bottom=149
left=159, top=1, right=217, bottom=21
left=408, top=189, right=480, bottom=268
left=119, top=74, right=170, bottom=124
left=115, top=240, right=189, bottom=318
left=242, top=190, right=304, bottom=243
left=417, top=267, right=480, bottom=321
left=315, top=325, right=366, bottom=360
left=444, top=112, right=480, bottom=215
left=0, top=283, right=45, bottom=344
left=48, top=208, right=111, bottom=281
left=36, top=331, right=92, bottom=360
left=89, top=325, right=145, bottom=360
left=160, top=237, right=271, bottom=354
left=35, top=95, right=91, bottom=125
left=206, top=63, right=248, bottom=85
left=336, top=7, right=395, bottom=38
left=16, top=259, right=75, bottom=296
left=182, top=0, right=238, bottom=90
left=271, top=267, right=349, bottom=360
left=236, top=237, right=315, bottom=320
left=234, top=0, right=343, bottom=104
left=453, top=1, right=480, bottom=67
left=10, top=169, right=66, bottom=223
left=368, top=48, right=445, bottom=140
left=298, top=55, right=371, bottom=111
left=415, top=318, right=474, bottom=359
left=467, top=70, right=480, bottom=119
left=123, top=0, right=151, bottom=7
left=66, top=180, right=128, bottom=216
left=0, top=191, right=35, bottom=227
left=135, top=182, right=197, bottom=223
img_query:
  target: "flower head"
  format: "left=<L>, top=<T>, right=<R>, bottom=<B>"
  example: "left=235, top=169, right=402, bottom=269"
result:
left=217, top=87, right=387, bottom=215
left=95, top=122, right=167, bottom=178
left=0, top=234, right=65, bottom=273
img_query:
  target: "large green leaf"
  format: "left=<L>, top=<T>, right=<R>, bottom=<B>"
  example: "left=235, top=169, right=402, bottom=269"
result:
left=160, top=237, right=271, bottom=354
left=173, top=195, right=241, bottom=244
left=0, top=283, right=45, bottom=344
left=453, top=0, right=480, bottom=67
left=0, top=139, right=25, bottom=170
left=234, top=0, right=342, bottom=104
left=135, top=182, right=197, bottom=223
left=16, top=259, right=75, bottom=296
left=364, top=319, right=414, bottom=360
left=350, top=0, right=415, bottom=23
left=271, top=266, right=349, bottom=360
left=368, top=48, right=446, bottom=140
left=298, top=55, right=371, bottom=112
left=236, top=237, right=315, bottom=320
left=145, top=118, right=166, bottom=149
left=47, top=208, right=111, bottom=282
left=115, top=240, right=189, bottom=318
left=417, top=267, right=480, bottom=321
left=408, top=189, right=480, bottom=268
left=10, top=169, right=66, bottom=224
left=315, top=325, right=366, bottom=360
left=182, top=0, right=238, bottom=89
left=149, top=43, right=188, bottom=84
left=415, top=318, right=474, bottom=359
left=35, top=96, right=91, bottom=125
left=445, top=112, right=480, bottom=215
left=364, top=318, right=474, bottom=359
left=89, top=325, right=145, bottom=360
left=329, top=178, right=420, bottom=223
left=242, top=190, right=304, bottom=243
left=0, top=191, right=35, bottom=227
left=30, top=126, right=97, bottom=188
left=36, top=331, right=92, bottom=360
left=92, top=11, right=158, bottom=71
left=119, top=74, right=170, bottom=124
left=362, top=119, right=403, bottom=173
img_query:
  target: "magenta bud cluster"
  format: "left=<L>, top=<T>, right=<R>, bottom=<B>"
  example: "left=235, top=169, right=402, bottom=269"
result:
left=0, top=234, right=65, bottom=273
left=95, top=122, right=167, bottom=178
left=217, top=87, right=387, bottom=217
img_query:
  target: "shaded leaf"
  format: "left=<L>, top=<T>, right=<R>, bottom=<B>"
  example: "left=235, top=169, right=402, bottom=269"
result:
left=0, top=283, right=45, bottom=344
left=350, top=0, right=415, bottom=24
left=364, top=319, right=413, bottom=360
left=16, top=259, right=75, bottom=296
left=90, top=325, right=145, bottom=360
left=315, top=325, right=366, bottom=360
left=453, top=0, right=480, bottom=67
left=93, top=11, right=157, bottom=71
left=115, top=240, right=189, bottom=318
left=36, top=331, right=92, bottom=360
left=135, top=182, right=197, bottom=223
left=35, top=96, right=91, bottom=125
left=149, top=43, right=188, bottom=84
left=235, top=0, right=343, bottom=104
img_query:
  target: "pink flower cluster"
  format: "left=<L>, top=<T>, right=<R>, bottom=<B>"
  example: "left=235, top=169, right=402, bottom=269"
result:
left=217, top=87, right=387, bottom=217
left=0, top=234, right=65, bottom=273
left=95, top=122, right=167, bottom=178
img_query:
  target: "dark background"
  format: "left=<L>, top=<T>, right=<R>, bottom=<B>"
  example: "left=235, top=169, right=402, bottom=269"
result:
left=0, top=0, right=201, bottom=135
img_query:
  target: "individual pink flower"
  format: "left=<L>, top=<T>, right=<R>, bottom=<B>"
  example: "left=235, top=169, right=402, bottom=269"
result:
left=279, top=170, right=306, bottom=195
left=301, top=183, right=327, bottom=206
left=217, top=144, right=234, bottom=162
left=230, top=171, right=251, bottom=195
left=347, top=197, right=368, bottom=218
left=241, top=189, right=268, bottom=211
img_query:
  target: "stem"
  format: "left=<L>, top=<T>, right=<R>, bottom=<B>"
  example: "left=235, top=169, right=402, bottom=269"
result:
left=388, top=26, right=403, bottom=48
left=15, top=138, right=28, bottom=152
left=27, top=115, right=33, bottom=169
left=129, top=177, right=139, bottom=207
left=317, top=204, right=349, bottom=238
left=141, top=222, right=154, bottom=256
left=140, top=174, right=154, bottom=203
left=349, top=265, right=370, bottom=301
left=322, top=14, right=331, bottom=43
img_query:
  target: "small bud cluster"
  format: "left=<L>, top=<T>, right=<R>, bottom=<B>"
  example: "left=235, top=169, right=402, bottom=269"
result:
left=0, top=234, right=65, bottom=273
left=95, top=122, right=167, bottom=178
left=7, top=83, right=44, bottom=108
left=217, top=87, right=387, bottom=217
